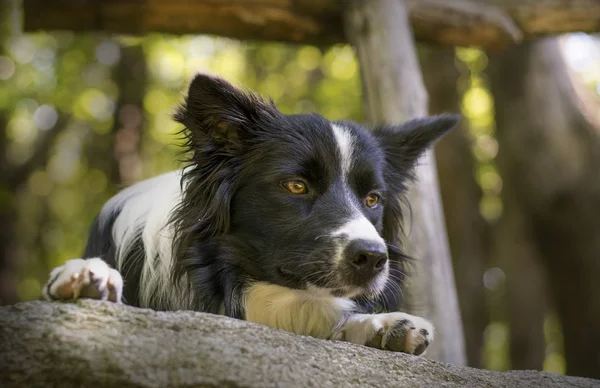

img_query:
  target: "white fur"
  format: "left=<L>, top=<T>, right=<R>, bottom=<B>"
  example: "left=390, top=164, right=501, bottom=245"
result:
left=330, top=124, right=387, bottom=259
left=43, top=257, right=123, bottom=303
left=100, top=170, right=189, bottom=309
left=331, top=216, right=386, bottom=245
left=331, top=124, right=355, bottom=180
left=243, top=282, right=433, bottom=354
left=330, top=212, right=388, bottom=278
left=369, top=269, right=390, bottom=295
left=244, top=282, right=355, bottom=338
left=332, top=312, right=434, bottom=353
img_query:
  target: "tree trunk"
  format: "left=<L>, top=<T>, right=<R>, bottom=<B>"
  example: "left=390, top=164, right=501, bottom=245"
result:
left=110, top=43, right=146, bottom=186
left=0, top=0, right=18, bottom=305
left=421, top=47, right=489, bottom=368
left=0, top=113, right=18, bottom=306
left=487, top=37, right=550, bottom=371
left=344, top=0, right=466, bottom=365
left=488, top=37, right=600, bottom=378
left=492, top=178, right=548, bottom=370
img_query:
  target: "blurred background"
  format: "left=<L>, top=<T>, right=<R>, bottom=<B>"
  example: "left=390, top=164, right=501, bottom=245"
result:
left=2, top=0, right=600, bottom=380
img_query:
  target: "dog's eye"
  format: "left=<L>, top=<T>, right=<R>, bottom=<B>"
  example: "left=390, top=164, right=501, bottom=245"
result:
left=283, top=180, right=308, bottom=195
left=365, top=193, right=380, bottom=208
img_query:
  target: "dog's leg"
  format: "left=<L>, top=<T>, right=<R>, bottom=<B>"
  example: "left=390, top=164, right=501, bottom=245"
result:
left=42, top=258, right=123, bottom=303
left=331, top=312, right=434, bottom=355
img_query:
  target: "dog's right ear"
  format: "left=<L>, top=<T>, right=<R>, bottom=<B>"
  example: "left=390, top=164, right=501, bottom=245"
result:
left=174, top=74, right=282, bottom=149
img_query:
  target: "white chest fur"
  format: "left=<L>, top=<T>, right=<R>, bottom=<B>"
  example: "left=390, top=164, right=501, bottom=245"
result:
left=244, top=282, right=356, bottom=339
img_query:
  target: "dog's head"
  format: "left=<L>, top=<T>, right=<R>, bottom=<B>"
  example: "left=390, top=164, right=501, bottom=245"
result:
left=174, top=74, right=459, bottom=300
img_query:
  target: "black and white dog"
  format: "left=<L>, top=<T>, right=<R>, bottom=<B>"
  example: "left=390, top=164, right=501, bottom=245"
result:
left=43, top=74, right=458, bottom=355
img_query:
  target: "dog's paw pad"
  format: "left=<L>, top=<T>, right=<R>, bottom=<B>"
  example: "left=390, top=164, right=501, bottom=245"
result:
left=43, top=258, right=123, bottom=303
left=380, top=314, right=434, bottom=355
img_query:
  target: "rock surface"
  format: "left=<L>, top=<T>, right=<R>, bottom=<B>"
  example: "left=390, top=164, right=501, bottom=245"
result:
left=0, top=300, right=598, bottom=387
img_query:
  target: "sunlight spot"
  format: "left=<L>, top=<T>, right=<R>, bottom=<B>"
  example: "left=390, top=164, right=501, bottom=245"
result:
left=483, top=267, right=505, bottom=291
left=212, top=47, right=245, bottom=81
left=185, top=57, right=211, bottom=79
left=483, top=322, right=510, bottom=371
left=474, top=135, right=499, bottom=161
left=296, top=46, right=321, bottom=71
left=462, top=87, right=493, bottom=118
left=330, top=47, right=357, bottom=80
left=480, top=195, right=503, bottom=221
left=562, top=33, right=599, bottom=73
left=32, top=47, right=55, bottom=70
left=8, top=36, right=35, bottom=64
left=150, top=50, right=185, bottom=83
left=188, top=36, right=216, bottom=58
left=34, top=105, right=58, bottom=130
left=7, top=116, right=37, bottom=144
left=47, top=152, right=80, bottom=184
left=96, top=40, right=121, bottom=66
left=544, top=353, right=566, bottom=375
left=79, top=88, right=115, bottom=121
left=0, top=56, right=15, bottom=80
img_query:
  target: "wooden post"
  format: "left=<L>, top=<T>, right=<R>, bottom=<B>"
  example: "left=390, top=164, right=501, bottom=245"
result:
left=344, top=0, right=466, bottom=364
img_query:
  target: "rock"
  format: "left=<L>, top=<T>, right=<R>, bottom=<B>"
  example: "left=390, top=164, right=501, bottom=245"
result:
left=0, top=300, right=597, bottom=387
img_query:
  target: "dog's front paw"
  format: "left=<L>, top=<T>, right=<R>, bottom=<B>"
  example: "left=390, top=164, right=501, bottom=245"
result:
left=334, top=312, right=434, bottom=355
left=374, top=313, right=434, bottom=355
left=42, top=258, right=123, bottom=303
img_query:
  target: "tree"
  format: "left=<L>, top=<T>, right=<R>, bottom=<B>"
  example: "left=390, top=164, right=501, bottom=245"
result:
left=109, top=42, right=146, bottom=186
left=344, top=0, right=466, bottom=364
left=491, top=167, right=549, bottom=370
left=489, top=37, right=600, bottom=378
left=421, top=47, right=489, bottom=368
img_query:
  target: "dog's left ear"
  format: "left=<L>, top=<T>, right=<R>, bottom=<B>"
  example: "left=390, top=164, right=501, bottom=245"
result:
left=373, top=114, right=461, bottom=170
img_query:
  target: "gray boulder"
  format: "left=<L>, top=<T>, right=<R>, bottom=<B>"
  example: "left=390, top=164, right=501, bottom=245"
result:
left=0, top=300, right=597, bottom=387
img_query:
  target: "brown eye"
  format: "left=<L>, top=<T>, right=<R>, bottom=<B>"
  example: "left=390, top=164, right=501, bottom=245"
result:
left=283, top=180, right=308, bottom=195
left=365, top=193, right=380, bottom=208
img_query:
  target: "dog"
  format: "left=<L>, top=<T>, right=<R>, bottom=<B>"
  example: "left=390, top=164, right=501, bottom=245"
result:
left=42, top=74, right=459, bottom=355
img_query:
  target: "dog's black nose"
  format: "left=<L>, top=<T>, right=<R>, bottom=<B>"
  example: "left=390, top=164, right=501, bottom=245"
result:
left=345, top=240, right=388, bottom=279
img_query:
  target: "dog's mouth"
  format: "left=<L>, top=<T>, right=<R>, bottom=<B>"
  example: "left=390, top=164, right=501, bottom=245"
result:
left=276, top=266, right=383, bottom=299
left=329, top=287, right=364, bottom=298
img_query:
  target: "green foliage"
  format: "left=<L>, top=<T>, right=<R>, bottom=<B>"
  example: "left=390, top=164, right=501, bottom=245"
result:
left=6, top=6, right=597, bottom=375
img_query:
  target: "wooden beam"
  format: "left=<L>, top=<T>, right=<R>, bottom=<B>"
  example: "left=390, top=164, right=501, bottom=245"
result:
left=22, top=0, right=346, bottom=46
left=23, top=0, right=600, bottom=49
left=345, top=0, right=467, bottom=364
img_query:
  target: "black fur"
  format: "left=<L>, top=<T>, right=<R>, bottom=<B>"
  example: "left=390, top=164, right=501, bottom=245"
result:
left=83, top=74, right=459, bottom=317
left=164, top=74, right=458, bottom=315
left=83, top=211, right=144, bottom=306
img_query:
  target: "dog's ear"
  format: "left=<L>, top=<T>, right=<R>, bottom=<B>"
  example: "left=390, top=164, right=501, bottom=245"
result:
left=373, top=114, right=460, bottom=255
left=174, top=73, right=282, bottom=148
left=373, top=114, right=460, bottom=172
